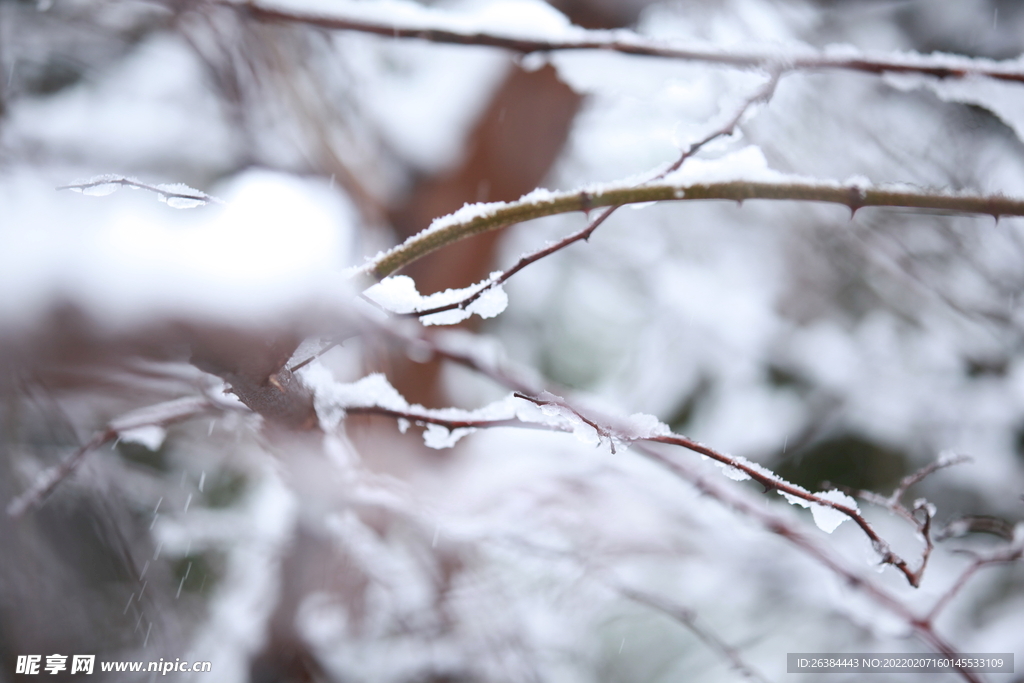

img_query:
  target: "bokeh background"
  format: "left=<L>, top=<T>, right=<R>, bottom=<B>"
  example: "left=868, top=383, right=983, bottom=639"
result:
left=2, top=0, right=1024, bottom=681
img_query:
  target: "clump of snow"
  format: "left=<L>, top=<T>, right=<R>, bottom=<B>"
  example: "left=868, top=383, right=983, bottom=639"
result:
left=117, top=425, right=168, bottom=451
left=300, top=364, right=525, bottom=448
left=423, top=424, right=477, bottom=449
left=623, top=412, right=672, bottom=439
left=780, top=488, right=858, bottom=533
left=364, top=273, right=509, bottom=325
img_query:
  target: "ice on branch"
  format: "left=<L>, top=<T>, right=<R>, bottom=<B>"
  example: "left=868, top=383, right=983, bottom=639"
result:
left=363, top=274, right=508, bottom=325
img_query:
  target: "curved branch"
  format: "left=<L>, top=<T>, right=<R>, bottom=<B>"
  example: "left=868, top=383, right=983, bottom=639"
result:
left=361, top=179, right=1024, bottom=279
left=234, top=0, right=1024, bottom=84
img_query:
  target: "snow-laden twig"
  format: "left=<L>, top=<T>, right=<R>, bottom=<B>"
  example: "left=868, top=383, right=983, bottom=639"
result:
left=829, top=453, right=973, bottom=586
left=7, top=396, right=222, bottom=518
left=359, top=171, right=1024, bottom=280
left=320, top=323, right=985, bottom=682
left=304, top=350, right=928, bottom=587
left=58, top=175, right=224, bottom=208
left=630, top=441, right=984, bottom=683
left=234, top=0, right=1024, bottom=84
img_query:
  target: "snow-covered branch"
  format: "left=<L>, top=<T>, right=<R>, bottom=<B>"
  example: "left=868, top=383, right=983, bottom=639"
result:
left=234, top=0, right=1024, bottom=84
left=360, top=168, right=1024, bottom=280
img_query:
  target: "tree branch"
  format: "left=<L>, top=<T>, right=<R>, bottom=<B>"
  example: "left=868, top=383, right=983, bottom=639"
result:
left=234, top=0, right=1024, bottom=84
left=360, top=178, right=1024, bottom=280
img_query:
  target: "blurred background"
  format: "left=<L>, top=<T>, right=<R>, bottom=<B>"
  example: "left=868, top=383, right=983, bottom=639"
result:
left=2, top=0, right=1024, bottom=680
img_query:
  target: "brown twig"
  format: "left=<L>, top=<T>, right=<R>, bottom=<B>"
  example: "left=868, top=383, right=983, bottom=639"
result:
left=631, top=441, right=984, bottom=683
left=614, top=583, right=773, bottom=683
left=646, top=433, right=921, bottom=586
left=831, top=454, right=973, bottom=586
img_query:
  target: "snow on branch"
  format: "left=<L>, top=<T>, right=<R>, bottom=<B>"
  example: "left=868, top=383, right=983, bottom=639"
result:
left=58, top=175, right=224, bottom=209
left=358, top=153, right=1024, bottom=280
left=233, top=0, right=1024, bottom=84
left=303, top=356, right=936, bottom=588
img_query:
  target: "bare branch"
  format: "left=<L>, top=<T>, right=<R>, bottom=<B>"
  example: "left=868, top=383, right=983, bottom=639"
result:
left=351, top=325, right=986, bottom=682
left=925, top=531, right=1024, bottom=624
left=646, top=432, right=923, bottom=586
left=614, top=583, right=773, bottom=683
left=890, top=453, right=972, bottom=506
left=234, top=1, right=1024, bottom=84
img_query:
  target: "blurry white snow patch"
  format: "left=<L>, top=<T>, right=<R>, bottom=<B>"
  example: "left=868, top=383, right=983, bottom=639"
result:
left=0, top=169, right=356, bottom=327
left=885, top=71, right=1024, bottom=148
left=2, top=33, right=236, bottom=171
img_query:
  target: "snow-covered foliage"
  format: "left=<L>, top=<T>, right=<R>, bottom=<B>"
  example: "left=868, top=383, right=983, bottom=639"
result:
left=2, top=0, right=1024, bottom=682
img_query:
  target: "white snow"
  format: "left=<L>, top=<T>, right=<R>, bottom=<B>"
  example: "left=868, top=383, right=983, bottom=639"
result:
left=116, top=425, right=168, bottom=451
left=364, top=273, right=509, bottom=325
left=779, top=488, right=858, bottom=534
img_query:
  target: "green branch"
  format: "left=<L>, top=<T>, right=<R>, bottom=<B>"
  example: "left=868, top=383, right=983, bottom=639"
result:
left=361, top=179, right=1024, bottom=280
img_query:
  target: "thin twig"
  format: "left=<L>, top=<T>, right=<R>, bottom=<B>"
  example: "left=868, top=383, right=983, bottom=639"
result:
left=631, top=441, right=983, bottom=683
left=925, top=536, right=1024, bottom=624
left=832, top=454, right=972, bottom=585
left=235, top=1, right=1024, bottom=84
left=890, top=454, right=972, bottom=506
left=344, top=405, right=528, bottom=432
left=646, top=432, right=920, bottom=586
left=614, top=584, right=773, bottom=683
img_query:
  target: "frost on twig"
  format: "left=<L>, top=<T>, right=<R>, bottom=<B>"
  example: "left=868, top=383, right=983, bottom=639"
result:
left=58, top=175, right=224, bottom=209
